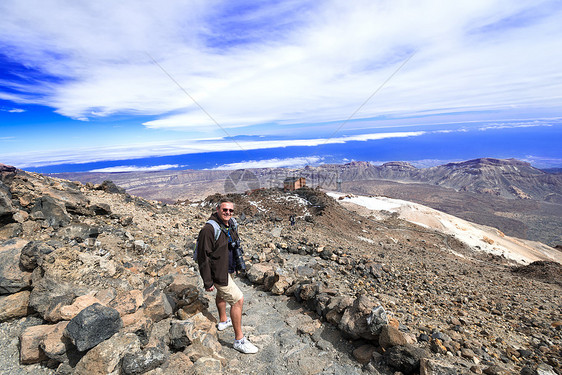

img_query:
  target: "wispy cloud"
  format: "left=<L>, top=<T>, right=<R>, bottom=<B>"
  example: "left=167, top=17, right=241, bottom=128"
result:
left=1, top=0, right=561, bottom=134
left=521, top=155, right=562, bottom=169
left=212, top=156, right=323, bottom=170
left=89, top=164, right=183, bottom=172
left=477, top=121, right=553, bottom=131
left=1, top=130, right=426, bottom=168
left=0, top=107, right=25, bottom=113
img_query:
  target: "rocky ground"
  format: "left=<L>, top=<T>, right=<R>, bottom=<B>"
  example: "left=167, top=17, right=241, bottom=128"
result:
left=0, top=164, right=561, bottom=374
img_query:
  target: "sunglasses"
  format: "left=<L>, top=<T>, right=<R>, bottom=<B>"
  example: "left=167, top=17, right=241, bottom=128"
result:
left=222, top=208, right=234, bottom=213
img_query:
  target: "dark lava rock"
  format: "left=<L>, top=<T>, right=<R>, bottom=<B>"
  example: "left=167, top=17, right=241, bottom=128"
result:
left=98, top=180, right=126, bottom=195
left=512, top=261, right=562, bottom=287
left=31, top=196, right=70, bottom=228
left=383, top=344, right=430, bottom=374
left=20, top=241, right=55, bottom=270
left=0, top=187, right=14, bottom=225
left=90, top=203, right=111, bottom=216
left=28, top=277, right=78, bottom=319
left=65, top=303, right=123, bottom=351
left=0, top=238, right=32, bottom=294
left=59, top=223, right=102, bottom=242
left=121, top=347, right=167, bottom=375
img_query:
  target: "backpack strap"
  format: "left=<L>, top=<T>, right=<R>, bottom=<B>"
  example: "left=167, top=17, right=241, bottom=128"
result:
left=229, top=217, right=238, bottom=231
left=206, top=220, right=222, bottom=241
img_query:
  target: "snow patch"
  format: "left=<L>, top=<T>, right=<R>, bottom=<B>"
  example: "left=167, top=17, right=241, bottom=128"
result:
left=328, top=192, right=561, bottom=265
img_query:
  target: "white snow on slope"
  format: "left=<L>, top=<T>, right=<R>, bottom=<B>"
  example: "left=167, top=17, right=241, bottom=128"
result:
left=328, top=192, right=562, bottom=265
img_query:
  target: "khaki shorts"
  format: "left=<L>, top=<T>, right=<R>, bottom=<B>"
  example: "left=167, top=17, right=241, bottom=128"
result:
left=215, top=274, right=243, bottom=305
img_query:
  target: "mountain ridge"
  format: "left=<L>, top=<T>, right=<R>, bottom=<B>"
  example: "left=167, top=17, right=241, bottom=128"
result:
left=46, top=158, right=562, bottom=247
left=51, top=157, right=562, bottom=203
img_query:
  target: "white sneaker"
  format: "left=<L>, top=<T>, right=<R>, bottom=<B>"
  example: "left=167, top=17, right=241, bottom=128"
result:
left=233, top=337, right=259, bottom=354
left=217, top=318, right=232, bottom=331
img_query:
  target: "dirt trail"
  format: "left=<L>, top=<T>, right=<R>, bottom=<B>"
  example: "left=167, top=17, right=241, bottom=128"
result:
left=205, top=277, right=368, bottom=375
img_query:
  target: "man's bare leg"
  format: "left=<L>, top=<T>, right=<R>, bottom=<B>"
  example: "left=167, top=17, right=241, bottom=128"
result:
left=231, top=296, right=244, bottom=340
left=216, top=295, right=228, bottom=323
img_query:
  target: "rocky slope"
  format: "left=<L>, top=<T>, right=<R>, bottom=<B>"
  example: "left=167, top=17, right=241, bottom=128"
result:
left=1, top=164, right=561, bottom=375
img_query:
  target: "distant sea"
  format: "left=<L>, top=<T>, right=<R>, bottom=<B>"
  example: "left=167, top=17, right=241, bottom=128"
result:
left=28, top=120, right=562, bottom=174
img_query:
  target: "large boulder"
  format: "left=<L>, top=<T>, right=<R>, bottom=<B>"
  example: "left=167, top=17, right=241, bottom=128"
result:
left=59, top=293, right=103, bottom=320
left=338, top=295, right=378, bottom=340
left=159, top=352, right=194, bottom=374
left=58, top=224, right=102, bottom=243
left=98, top=180, right=126, bottom=195
left=325, top=295, right=354, bottom=325
left=121, top=346, right=167, bottom=375
left=64, top=303, right=123, bottom=352
left=169, top=313, right=217, bottom=351
left=30, top=196, right=70, bottom=228
left=0, top=290, right=30, bottom=321
left=19, top=324, right=51, bottom=364
left=379, top=324, right=408, bottom=349
left=122, top=309, right=153, bottom=346
left=0, top=184, right=14, bottom=225
left=40, top=321, right=72, bottom=363
left=19, top=241, right=55, bottom=271
left=191, top=357, right=222, bottom=375
left=109, top=289, right=144, bottom=316
left=383, top=345, right=430, bottom=375
left=0, top=238, right=32, bottom=294
left=246, top=262, right=274, bottom=284
left=72, top=332, right=140, bottom=375
left=143, top=284, right=173, bottom=323
left=29, top=277, right=78, bottom=321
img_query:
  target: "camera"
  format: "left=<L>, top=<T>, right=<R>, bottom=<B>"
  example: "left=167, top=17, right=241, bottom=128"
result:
left=229, top=239, right=246, bottom=273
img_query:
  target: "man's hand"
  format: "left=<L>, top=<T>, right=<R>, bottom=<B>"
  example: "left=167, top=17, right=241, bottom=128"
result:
left=206, top=286, right=215, bottom=292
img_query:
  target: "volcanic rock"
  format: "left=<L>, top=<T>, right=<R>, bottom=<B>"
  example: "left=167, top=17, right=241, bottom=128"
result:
left=121, top=346, right=167, bottom=375
left=0, top=238, right=32, bottom=294
left=72, top=332, right=140, bottom=375
left=19, top=240, right=55, bottom=270
left=30, top=196, right=70, bottom=229
left=383, top=344, right=430, bottom=374
left=0, top=290, right=30, bottom=321
left=64, top=303, right=123, bottom=351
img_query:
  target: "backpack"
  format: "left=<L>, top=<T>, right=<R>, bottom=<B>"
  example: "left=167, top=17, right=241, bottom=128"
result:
left=193, top=218, right=238, bottom=261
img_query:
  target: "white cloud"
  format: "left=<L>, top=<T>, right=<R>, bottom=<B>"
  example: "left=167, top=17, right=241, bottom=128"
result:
left=521, top=155, right=562, bottom=169
left=212, top=156, right=323, bottom=170
left=0, top=0, right=561, bottom=133
left=1, top=130, right=426, bottom=168
left=477, top=121, right=553, bottom=131
left=0, top=107, right=25, bottom=113
left=89, top=164, right=183, bottom=172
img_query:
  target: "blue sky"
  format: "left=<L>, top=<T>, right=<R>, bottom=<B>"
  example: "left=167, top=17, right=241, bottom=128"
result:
left=1, top=0, right=562, bottom=172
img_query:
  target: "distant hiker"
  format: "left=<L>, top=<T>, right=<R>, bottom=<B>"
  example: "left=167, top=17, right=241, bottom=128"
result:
left=195, top=198, right=258, bottom=354
left=289, top=214, right=295, bottom=226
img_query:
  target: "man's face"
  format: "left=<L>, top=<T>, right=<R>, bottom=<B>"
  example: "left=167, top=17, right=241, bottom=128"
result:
left=217, top=202, right=234, bottom=225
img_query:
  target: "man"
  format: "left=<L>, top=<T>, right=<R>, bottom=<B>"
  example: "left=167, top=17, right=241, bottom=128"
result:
left=196, top=199, right=258, bottom=354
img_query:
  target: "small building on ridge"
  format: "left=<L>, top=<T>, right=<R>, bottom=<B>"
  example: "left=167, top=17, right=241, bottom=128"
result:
left=283, top=177, right=306, bottom=191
